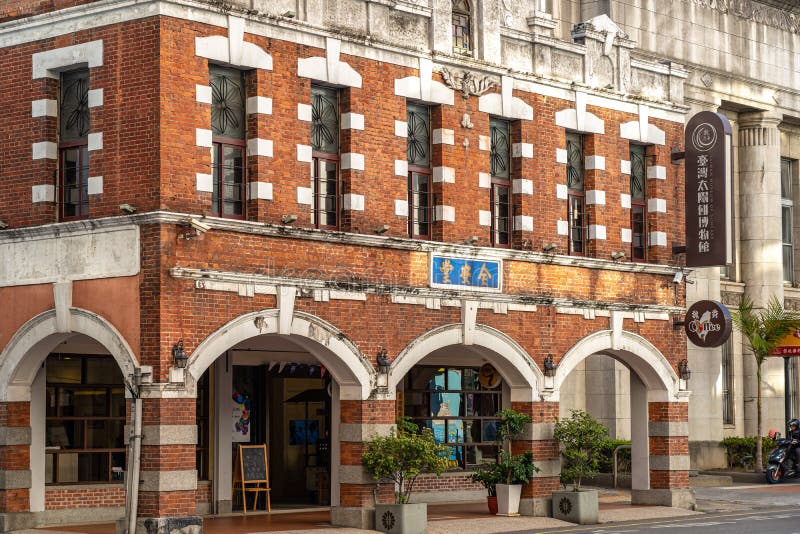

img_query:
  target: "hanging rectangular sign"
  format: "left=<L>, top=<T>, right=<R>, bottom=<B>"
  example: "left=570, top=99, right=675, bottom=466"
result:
left=771, top=328, right=800, bottom=356
left=685, top=111, right=734, bottom=267
left=429, top=254, right=502, bottom=292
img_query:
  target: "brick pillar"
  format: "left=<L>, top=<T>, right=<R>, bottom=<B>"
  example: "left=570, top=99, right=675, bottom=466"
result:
left=630, top=401, right=694, bottom=509
left=583, top=134, right=608, bottom=259
left=511, top=120, right=535, bottom=248
left=331, top=399, right=395, bottom=529
left=645, top=143, right=677, bottom=265
left=246, top=68, right=276, bottom=224
left=0, top=402, right=33, bottom=531
left=132, top=397, right=202, bottom=533
left=511, top=401, right=560, bottom=516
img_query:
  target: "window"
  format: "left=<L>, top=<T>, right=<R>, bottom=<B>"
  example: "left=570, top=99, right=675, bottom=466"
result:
left=452, top=0, right=472, bottom=54
left=407, top=103, right=432, bottom=239
left=45, top=354, right=126, bottom=484
left=791, top=358, right=800, bottom=421
left=566, top=132, right=585, bottom=255
left=721, top=338, right=734, bottom=425
left=311, top=85, right=340, bottom=229
left=59, top=69, right=90, bottom=220
left=782, top=158, right=793, bottom=284
left=210, top=66, right=246, bottom=218
left=630, top=144, right=648, bottom=261
left=490, top=118, right=511, bottom=247
left=196, top=370, right=212, bottom=481
left=403, top=366, right=501, bottom=469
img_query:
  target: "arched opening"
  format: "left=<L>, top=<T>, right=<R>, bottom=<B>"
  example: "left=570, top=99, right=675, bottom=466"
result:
left=452, top=0, right=472, bottom=54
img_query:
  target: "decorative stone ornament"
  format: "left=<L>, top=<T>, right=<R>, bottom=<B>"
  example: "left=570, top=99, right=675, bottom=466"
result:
left=552, top=489, right=599, bottom=524
left=374, top=503, right=427, bottom=534
left=440, top=68, right=497, bottom=99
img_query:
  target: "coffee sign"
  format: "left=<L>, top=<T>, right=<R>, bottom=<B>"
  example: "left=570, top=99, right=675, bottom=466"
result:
left=685, top=112, right=734, bottom=267
left=684, top=300, right=732, bottom=348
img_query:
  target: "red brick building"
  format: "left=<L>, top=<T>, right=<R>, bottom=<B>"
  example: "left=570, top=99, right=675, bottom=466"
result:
left=0, top=0, right=692, bottom=531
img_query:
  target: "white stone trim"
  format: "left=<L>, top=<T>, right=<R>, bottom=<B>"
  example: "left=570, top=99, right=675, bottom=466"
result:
left=556, top=184, right=568, bottom=200
left=512, top=179, right=533, bottom=195
left=621, top=160, right=631, bottom=175
left=341, top=153, right=365, bottom=171
left=619, top=105, right=666, bottom=145
left=621, top=193, right=631, bottom=209
left=648, top=198, right=667, bottom=213
left=621, top=228, right=632, bottom=243
left=554, top=91, right=605, bottom=134
left=246, top=96, right=272, bottom=115
left=478, top=135, right=490, bottom=151
left=394, top=199, right=409, bottom=217
left=557, top=220, right=569, bottom=235
left=585, top=155, right=605, bottom=170
left=432, top=128, right=454, bottom=145
left=247, top=138, right=273, bottom=158
left=589, top=224, right=606, bottom=240
left=586, top=190, right=605, bottom=205
left=297, top=187, right=313, bottom=205
left=647, top=166, right=666, bottom=179
left=478, top=172, right=491, bottom=188
left=395, top=160, right=408, bottom=177
left=434, top=205, right=455, bottom=222
left=196, top=173, right=214, bottom=193
left=432, top=166, right=455, bottom=183
left=31, top=99, right=57, bottom=118
left=393, top=57, right=453, bottom=106
left=88, top=132, right=103, bottom=151
left=514, top=215, right=533, bottom=232
left=87, top=176, right=103, bottom=195
left=479, top=210, right=492, bottom=226
left=195, top=15, right=273, bottom=70
left=649, top=231, right=667, bottom=247
left=342, top=193, right=365, bottom=211
left=196, top=85, right=212, bottom=104
left=87, top=89, right=103, bottom=108
left=297, top=144, right=312, bottom=163
left=32, top=142, right=56, bottom=160
left=394, top=120, right=408, bottom=138
left=556, top=148, right=568, bottom=164
left=297, top=103, right=312, bottom=122
left=478, top=75, right=534, bottom=121
left=341, top=112, right=364, bottom=130
left=512, top=143, right=533, bottom=158
left=297, top=37, right=361, bottom=88
left=31, top=185, right=55, bottom=203
left=248, top=182, right=273, bottom=201
left=196, top=128, right=212, bottom=148
left=32, top=40, right=103, bottom=79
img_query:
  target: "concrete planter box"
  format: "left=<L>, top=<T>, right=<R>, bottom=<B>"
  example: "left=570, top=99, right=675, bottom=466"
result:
left=552, top=490, right=599, bottom=524
left=496, top=483, right=522, bottom=516
left=375, top=503, right=427, bottom=534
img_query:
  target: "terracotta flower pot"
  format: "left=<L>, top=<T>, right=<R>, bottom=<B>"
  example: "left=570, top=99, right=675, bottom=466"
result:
left=487, top=495, right=498, bottom=515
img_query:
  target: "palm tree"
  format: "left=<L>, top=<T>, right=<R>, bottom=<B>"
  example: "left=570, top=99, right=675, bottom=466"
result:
left=731, top=295, right=800, bottom=472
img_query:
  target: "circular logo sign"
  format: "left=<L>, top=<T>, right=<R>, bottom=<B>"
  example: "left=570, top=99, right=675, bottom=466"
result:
left=691, top=123, right=718, bottom=152
left=478, top=363, right=502, bottom=389
left=684, top=300, right=732, bottom=348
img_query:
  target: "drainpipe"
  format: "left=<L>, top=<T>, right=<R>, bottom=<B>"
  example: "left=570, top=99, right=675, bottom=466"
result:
left=125, top=368, right=144, bottom=534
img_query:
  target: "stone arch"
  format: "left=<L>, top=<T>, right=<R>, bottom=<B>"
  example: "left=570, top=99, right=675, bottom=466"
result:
left=389, top=324, right=543, bottom=401
left=187, top=309, right=375, bottom=400
left=0, top=308, right=139, bottom=401
left=552, top=329, right=680, bottom=402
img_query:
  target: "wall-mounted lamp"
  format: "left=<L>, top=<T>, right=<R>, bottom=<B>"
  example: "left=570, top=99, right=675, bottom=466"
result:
left=172, top=340, right=188, bottom=369
left=119, top=204, right=137, bottom=214
left=672, top=271, right=684, bottom=284
left=542, top=243, right=557, bottom=253
left=678, top=359, right=691, bottom=381
left=374, top=225, right=390, bottom=234
left=281, top=214, right=298, bottom=224
left=611, top=251, right=626, bottom=260
left=0, top=220, right=7, bottom=230
left=543, top=353, right=557, bottom=378
left=376, top=349, right=390, bottom=388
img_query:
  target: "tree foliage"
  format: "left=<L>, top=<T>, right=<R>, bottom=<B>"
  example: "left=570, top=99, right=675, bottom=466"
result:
left=554, top=410, right=609, bottom=491
left=362, top=419, right=450, bottom=504
left=471, top=409, right=539, bottom=492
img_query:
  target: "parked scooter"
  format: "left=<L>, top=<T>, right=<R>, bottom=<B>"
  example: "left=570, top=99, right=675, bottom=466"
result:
left=765, top=429, right=800, bottom=484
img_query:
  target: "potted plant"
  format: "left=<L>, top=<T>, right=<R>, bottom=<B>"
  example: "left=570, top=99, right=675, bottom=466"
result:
left=552, top=409, right=608, bottom=525
left=469, top=461, right=501, bottom=514
left=491, top=409, right=539, bottom=516
left=362, top=418, right=449, bottom=534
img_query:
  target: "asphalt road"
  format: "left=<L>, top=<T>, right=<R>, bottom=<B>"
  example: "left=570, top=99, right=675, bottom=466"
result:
left=509, top=507, right=800, bottom=533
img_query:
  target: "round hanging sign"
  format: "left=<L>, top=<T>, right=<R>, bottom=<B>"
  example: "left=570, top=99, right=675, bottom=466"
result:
left=478, top=363, right=502, bottom=389
left=684, top=300, right=732, bottom=348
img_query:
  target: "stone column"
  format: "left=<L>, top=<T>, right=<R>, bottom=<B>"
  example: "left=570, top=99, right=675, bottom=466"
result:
left=331, top=398, right=395, bottom=529
left=631, top=401, right=693, bottom=509
left=511, top=401, right=560, bottom=516
left=0, top=401, right=33, bottom=532
left=738, top=111, right=784, bottom=436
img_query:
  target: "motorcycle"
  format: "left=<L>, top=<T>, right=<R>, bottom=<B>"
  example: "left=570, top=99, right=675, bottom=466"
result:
left=765, top=429, right=800, bottom=484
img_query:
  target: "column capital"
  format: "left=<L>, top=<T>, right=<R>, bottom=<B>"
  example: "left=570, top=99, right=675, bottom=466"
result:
left=738, top=109, right=782, bottom=131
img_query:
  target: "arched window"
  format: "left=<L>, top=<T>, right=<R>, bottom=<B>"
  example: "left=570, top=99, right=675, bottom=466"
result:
left=452, top=0, right=472, bottom=54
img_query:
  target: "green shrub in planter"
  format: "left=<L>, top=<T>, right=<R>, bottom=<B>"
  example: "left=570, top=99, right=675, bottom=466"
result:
left=470, top=463, right=502, bottom=497
left=596, top=439, right=631, bottom=473
left=720, top=436, right=772, bottom=468
left=554, top=410, right=608, bottom=491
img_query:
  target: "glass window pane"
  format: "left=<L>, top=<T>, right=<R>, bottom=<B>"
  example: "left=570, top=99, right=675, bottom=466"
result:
left=86, top=420, right=124, bottom=449
left=212, top=146, right=221, bottom=215
left=210, top=66, right=245, bottom=139
left=570, top=196, right=584, bottom=253
left=407, top=104, right=431, bottom=167
left=782, top=158, right=792, bottom=200
left=782, top=205, right=793, bottom=244
left=490, top=119, right=510, bottom=180
left=78, top=452, right=109, bottom=482
left=60, top=70, right=90, bottom=141
left=493, top=185, right=510, bottom=245
left=566, top=133, right=584, bottom=191
left=784, top=244, right=793, bottom=283
left=47, top=420, right=83, bottom=449
left=85, top=358, right=123, bottom=385
left=47, top=356, right=82, bottom=384
left=311, top=86, right=339, bottom=154
left=630, top=144, right=646, bottom=201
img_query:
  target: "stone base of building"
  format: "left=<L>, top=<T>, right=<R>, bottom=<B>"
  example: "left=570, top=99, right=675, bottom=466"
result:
left=631, top=489, right=695, bottom=510
left=519, top=497, right=551, bottom=516
left=689, top=440, right=727, bottom=470
left=116, top=515, right=204, bottom=534
left=0, top=511, right=38, bottom=531
left=331, top=506, right=374, bottom=529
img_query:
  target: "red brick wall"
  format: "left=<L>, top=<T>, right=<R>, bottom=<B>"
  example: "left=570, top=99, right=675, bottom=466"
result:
left=414, top=473, right=482, bottom=494
left=1, top=1, right=101, bottom=23
left=195, top=482, right=211, bottom=504
left=45, top=485, right=126, bottom=510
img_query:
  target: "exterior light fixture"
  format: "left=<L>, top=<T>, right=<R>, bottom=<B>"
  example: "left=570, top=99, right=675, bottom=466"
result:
left=543, top=354, right=557, bottom=377
left=542, top=243, right=557, bottom=252
left=376, top=349, right=390, bottom=388
left=172, top=340, right=188, bottom=369
left=611, top=251, right=626, bottom=260
left=374, top=225, right=390, bottom=234
left=464, top=236, right=479, bottom=245
left=119, top=204, right=136, bottom=214
left=281, top=214, right=298, bottom=224
left=678, top=359, right=691, bottom=381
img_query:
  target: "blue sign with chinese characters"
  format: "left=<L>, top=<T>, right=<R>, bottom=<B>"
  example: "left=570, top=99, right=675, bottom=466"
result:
left=430, top=255, right=501, bottom=292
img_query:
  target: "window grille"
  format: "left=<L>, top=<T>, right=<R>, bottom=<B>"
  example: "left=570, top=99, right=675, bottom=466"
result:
left=566, top=132, right=585, bottom=255
left=630, top=144, right=648, bottom=261
left=721, top=338, right=734, bottom=425
left=210, top=66, right=246, bottom=218
left=59, top=69, right=90, bottom=220
left=490, top=118, right=511, bottom=247
left=311, top=85, right=340, bottom=229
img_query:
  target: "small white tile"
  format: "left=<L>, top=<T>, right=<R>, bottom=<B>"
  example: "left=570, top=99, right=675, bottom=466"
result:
left=557, top=219, right=569, bottom=236
left=620, top=159, right=631, bottom=175
left=556, top=148, right=568, bottom=164
left=341, top=153, right=365, bottom=171
left=648, top=198, right=667, bottom=213
left=435, top=205, right=455, bottom=222
left=479, top=210, right=492, bottom=226
left=297, top=144, right=312, bottom=163
left=478, top=172, right=491, bottom=188
left=394, top=199, right=409, bottom=217
left=343, top=193, right=365, bottom=211
left=249, top=182, right=273, bottom=200
left=88, top=88, right=103, bottom=108
left=395, top=160, right=408, bottom=177
left=196, top=85, right=212, bottom=104
left=31, top=99, right=57, bottom=117
left=247, top=96, right=272, bottom=115
left=88, top=132, right=103, bottom=151
left=649, top=231, right=667, bottom=246
left=32, top=141, right=57, bottom=160
left=512, top=142, right=534, bottom=158
left=512, top=179, right=533, bottom=195
left=196, top=173, right=214, bottom=193
left=87, top=176, right=103, bottom=195
left=514, top=215, right=533, bottom=232
left=341, top=112, right=364, bottom=130
left=298, top=103, right=312, bottom=122
left=586, top=190, right=606, bottom=205
left=196, top=128, right=212, bottom=148
left=647, top=165, right=666, bottom=179
left=585, top=155, right=605, bottom=170
left=620, top=193, right=631, bottom=209
left=433, top=166, right=455, bottom=183
left=556, top=184, right=568, bottom=200
left=297, top=187, right=313, bottom=205
left=478, top=135, right=490, bottom=151
left=589, top=224, right=607, bottom=240
left=395, top=120, right=408, bottom=138
left=621, top=228, right=632, bottom=243
left=31, top=184, right=55, bottom=203
left=432, top=128, right=454, bottom=145
left=247, top=138, right=273, bottom=158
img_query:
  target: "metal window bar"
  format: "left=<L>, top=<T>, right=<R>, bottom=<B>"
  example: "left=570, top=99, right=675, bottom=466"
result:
left=721, top=339, right=734, bottom=425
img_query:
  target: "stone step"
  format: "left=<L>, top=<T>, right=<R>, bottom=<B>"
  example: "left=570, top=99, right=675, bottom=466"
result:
left=689, top=474, right=733, bottom=487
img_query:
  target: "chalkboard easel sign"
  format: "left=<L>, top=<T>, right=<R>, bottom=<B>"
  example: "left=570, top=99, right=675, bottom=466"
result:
left=233, top=444, right=271, bottom=513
